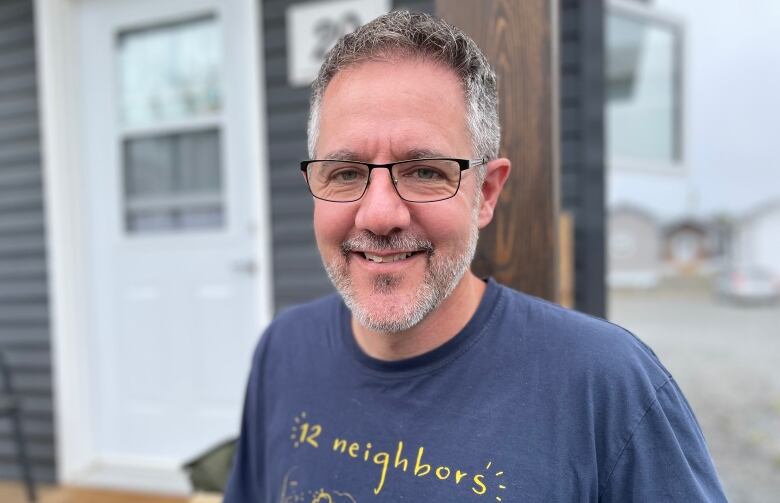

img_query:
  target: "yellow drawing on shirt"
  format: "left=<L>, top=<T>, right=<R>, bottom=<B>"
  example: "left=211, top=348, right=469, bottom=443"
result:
left=280, top=467, right=357, bottom=503
left=288, top=411, right=509, bottom=500
left=311, top=489, right=357, bottom=503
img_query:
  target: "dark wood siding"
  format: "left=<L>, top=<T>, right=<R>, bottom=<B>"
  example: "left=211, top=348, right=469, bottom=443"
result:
left=263, top=0, right=434, bottom=313
left=0, top=0, right=55, bottom=483
left=560, top=0, right=606, bottom=316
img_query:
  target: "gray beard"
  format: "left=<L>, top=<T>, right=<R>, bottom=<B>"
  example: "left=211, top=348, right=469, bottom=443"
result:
left=323, top=217, right=480, bottom=335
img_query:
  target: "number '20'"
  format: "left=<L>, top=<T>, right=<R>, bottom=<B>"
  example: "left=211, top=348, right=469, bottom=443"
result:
left=312, top=12, right=361, bottom=60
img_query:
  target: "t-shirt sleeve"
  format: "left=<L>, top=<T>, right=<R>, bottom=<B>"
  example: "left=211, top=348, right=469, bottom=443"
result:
left=600, top=378, right=728, bottom=502
left=223, top=337, right=267, bottom=502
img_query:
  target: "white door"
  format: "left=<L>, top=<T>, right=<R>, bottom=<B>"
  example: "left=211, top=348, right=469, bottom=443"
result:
left=76, top=0, right=269, bottom=488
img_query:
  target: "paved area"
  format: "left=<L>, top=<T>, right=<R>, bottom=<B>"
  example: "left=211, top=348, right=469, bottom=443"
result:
left=0, top=482, right=192, bottom=503
left=610, top=281, right=780, bottom=503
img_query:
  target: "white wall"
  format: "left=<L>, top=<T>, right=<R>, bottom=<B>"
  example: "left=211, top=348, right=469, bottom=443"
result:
left=737, top=208, right=780, bottom=274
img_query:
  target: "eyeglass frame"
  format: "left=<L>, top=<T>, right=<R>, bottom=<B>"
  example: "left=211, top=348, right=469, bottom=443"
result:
left=300, top=157, right=488, bottom=203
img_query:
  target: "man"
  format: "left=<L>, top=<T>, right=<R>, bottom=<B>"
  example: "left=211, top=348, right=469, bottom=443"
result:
left=225, top=11, right=726, bottom=502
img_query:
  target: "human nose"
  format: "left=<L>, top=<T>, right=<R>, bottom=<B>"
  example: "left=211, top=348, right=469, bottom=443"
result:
left=354, top=167, right=411, bottom=235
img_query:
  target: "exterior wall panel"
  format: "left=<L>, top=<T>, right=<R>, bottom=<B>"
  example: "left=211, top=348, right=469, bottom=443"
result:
left=0, top=0, right=55, bottom=483
left=560, top=0, right=606, bottom=316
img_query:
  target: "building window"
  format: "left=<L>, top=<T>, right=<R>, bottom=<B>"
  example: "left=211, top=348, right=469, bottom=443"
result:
left=606, top=0, right=685, bottom=172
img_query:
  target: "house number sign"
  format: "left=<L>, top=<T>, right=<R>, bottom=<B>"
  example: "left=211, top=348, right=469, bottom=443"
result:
left=286, top=0, right=390, bottom=86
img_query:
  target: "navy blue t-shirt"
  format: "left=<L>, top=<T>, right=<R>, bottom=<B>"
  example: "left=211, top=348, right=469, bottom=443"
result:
left=225, top=279, right=726, bottom=502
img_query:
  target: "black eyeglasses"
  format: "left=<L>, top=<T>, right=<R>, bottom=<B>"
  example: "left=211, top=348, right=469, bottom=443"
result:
left=300, top=157, right=487, bottom=203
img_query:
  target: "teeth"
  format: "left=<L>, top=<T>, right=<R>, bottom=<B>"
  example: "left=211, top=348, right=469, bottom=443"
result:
left=363, top=252, right=414, bottom=263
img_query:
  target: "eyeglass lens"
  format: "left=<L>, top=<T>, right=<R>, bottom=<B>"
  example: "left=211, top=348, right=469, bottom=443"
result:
left=306, top=159, right=461, bottom=202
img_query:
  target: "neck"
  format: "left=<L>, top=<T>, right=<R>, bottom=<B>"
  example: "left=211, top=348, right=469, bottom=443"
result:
left=350, top=271, right=487, bottom=361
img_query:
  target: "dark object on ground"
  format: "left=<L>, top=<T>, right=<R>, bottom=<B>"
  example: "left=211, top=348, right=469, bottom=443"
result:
left=183, top=438, right=237, bottom=493
left=0, top=350, right=37, bottom=502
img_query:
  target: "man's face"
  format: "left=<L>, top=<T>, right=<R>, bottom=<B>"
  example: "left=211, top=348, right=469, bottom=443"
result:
left=312, top=58, right=483, bottom=333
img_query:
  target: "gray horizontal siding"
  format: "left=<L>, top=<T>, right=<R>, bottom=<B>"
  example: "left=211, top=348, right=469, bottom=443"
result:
left=263, top=0, right=321, bottom=311
left=0, top=327, right=49, bottom=347
left=0, top=0, right=55, bottom=484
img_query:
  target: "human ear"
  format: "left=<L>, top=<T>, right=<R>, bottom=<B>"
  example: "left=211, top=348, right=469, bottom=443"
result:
left=477, top=158, right=511, bottom=229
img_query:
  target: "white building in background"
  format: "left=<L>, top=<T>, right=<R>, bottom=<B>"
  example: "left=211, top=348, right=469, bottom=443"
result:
left=733, top=200, right=780, bottom=277
left=608, top=206, right=661, bottom=288
left=606, top=0, right=689, bottom=220
left=606, top=0, right=780, bottom=221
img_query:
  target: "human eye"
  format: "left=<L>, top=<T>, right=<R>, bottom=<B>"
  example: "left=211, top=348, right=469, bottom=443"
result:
left=398, top=163, right=446, bottom=181
left=332, top=168, right=361, bottom=181
left=322, top=162, right=366, bottom=184
left=413, top=166, right=443, bottom=179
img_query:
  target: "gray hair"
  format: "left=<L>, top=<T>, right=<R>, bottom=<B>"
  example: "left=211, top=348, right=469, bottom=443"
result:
left=307, top=10, right=500, bottom=177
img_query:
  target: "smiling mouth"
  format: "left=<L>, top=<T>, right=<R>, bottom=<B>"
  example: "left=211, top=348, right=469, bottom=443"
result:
left=361, top=251, right=418, bottom=263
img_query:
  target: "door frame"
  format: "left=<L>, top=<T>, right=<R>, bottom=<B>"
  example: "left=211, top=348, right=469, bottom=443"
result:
left=35, top=0, right=273, bottom=491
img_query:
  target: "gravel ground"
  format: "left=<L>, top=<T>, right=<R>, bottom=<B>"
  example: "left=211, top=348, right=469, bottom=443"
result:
left=609, top=280, right=780, bottom=503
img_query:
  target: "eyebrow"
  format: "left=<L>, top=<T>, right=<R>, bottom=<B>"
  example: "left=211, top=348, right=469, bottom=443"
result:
left=321, top=149, right=362, bottom=161
left=403, top=148, right=448, bottom=159
left=319, top=147, right=449, bottom=162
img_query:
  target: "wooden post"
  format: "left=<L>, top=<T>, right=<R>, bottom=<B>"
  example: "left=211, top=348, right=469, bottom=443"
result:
left=436, top=0, right=561, bottom=302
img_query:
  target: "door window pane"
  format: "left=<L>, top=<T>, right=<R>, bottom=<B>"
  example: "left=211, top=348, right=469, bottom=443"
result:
left=123, top=129, right=223, bottom=234
left=118, top=17, right=221, bottom=128
left=124, top=135, right=176, bottom=197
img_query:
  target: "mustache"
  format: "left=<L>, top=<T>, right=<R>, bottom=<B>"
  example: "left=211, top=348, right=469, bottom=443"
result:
left=340, top=232, right=434, bottom=256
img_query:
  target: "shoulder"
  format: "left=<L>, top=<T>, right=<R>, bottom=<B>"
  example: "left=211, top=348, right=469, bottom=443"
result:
left=493, top=284, right=728, bottom=498
left=494, top=282, right=672, bottom=393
